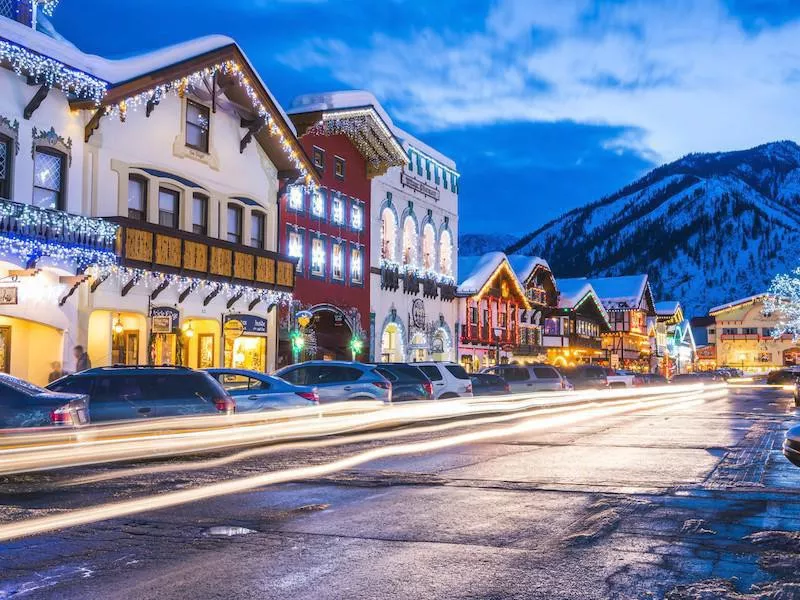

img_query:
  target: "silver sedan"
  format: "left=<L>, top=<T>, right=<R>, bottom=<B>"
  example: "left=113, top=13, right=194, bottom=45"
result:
left=205, top=368, right=319, bottom=412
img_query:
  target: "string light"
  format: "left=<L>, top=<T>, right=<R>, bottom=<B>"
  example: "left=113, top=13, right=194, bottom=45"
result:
left=0, top=234, right=117, bottom=269
left=380, top=258, right=455, bottom=286
left=0, top=38, right=107, bottom=103
left=106, top=60, right=313, bottom=184
left=0, top=201, right=117, bottom=247
left=34, top=0, right=60, bottom=17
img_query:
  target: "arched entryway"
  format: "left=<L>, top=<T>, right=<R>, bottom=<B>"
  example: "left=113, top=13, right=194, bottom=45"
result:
left=306, top=305, right=356, bottom=361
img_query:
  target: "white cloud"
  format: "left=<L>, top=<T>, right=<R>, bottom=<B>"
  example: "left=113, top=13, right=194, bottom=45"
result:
left=280, top=0, right=800, bottom=162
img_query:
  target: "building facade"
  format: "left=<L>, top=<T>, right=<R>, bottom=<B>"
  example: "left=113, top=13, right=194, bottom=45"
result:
left=278, top=96, right=407, bottom=365
left=545, top=278, right=610, bottom=367
left=457, top=253, right=530, bottom=372
left=508, top=255, right=557, bottom=363
left=0, top=3, right=307, bottom=382
left=710, top=294, right=794, bottom=372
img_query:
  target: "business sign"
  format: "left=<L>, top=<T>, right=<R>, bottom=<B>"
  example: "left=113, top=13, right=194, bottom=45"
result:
left=150, top=306, right=179, bottom=333
left=224, top=314, right=268, bottom=337
left=0, top=287, right=18, bottom=305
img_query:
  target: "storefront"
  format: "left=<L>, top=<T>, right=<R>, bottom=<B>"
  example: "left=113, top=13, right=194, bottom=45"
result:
left=223, top=314, right=269, bottom=371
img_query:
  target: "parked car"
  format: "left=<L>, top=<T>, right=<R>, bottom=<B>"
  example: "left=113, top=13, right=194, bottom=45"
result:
left=205, top=368, right=319, bottom=412
left=414, top=362, right=474, bottom=399
left=767, top=368, right=800, bottom=386
left=559, top=365, right=608, bottom=390
left=783, top=423, right=800, bottom=466
left=605, top=369, right=645, bottom=388
left=639, top=373, right=669, bottom=386
left=671, top=372, right=723, bottom=383
left=274, top=361, right=391, bottom=403
left=47, top=366, right=234, bottom=422
left=481, top=364, right=566, bottom=393
left=470, top=373, right=510, bottom=397
left=369, top=363, right=433, bottom=402
left=0, top=373, right=89, bottom=428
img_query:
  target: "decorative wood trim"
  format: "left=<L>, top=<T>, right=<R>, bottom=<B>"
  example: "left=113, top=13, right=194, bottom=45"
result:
left=24, top=85, right=50, bottom=120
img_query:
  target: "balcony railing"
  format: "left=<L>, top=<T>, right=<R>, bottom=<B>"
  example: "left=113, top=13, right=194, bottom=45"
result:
left=0, top=198, right=118, bottom=252
left=402, top=270, right=420, bottom=294
left=422, top=275, right=438, bottom=298
left=439, top=282, right=457, bottom=302
left=380, top=264, right=400, bottom=291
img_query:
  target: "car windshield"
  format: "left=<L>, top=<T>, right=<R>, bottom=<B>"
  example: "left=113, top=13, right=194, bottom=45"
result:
left=0, top=373, right=46, bottom=396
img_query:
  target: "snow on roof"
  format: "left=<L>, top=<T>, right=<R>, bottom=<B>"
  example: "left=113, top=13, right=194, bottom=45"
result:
left=457, top=252, right=507, bottom=296
left=655, top=301, right=681, bottom=316
left=708, top=293, right=770, bottom=315
left=587, top=274, right=649, bottom=309
left=556, top=278, right=610, bottom=325
left=288, top=90, right=456, bottom=170
left=0, top=15, right=297, bottom=135
left=507, top=255, right=550, bottom=285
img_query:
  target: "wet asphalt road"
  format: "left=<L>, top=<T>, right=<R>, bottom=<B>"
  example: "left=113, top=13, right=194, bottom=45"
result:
left=2, top=386, right=800, bottom=599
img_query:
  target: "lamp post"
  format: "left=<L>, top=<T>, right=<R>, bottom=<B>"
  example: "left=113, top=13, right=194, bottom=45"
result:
left=493, top=326, right=503, bottom=366
left=739, top=352, right=746, bottom=375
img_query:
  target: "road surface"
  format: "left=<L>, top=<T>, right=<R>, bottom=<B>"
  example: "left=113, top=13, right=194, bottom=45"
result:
left=2, top=386, right=800, bottom=599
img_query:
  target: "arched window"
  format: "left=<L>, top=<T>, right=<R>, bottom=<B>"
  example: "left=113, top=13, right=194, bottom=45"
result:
left=402, top=216, right=417, bottom=266
left=33, top=147, right=66, bottom=210
left=439, top=229, right=453, bottom=276
left=381, top=208, right=396, bottom=261
left=422, top=223, right=435, bottom=270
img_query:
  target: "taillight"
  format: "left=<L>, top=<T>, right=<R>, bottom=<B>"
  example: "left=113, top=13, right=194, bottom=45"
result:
left=297, top=391, right=320, bottom=404
left=372, top=381, right=391, bottom=390
left=423, top=381, right=433, bottom=398
left=214, top=396, right=236, bottom=414
left=50, top=404, right=74, bottom=425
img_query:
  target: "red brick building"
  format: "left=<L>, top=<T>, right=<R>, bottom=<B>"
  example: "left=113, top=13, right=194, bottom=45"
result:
left=278, top=101, right=407, bottom=364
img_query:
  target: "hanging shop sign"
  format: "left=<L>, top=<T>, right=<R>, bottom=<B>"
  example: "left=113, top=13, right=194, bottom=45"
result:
left=0, top=287, right=18, bottom=305
left=412, top=299, right=426, bottom=329
left=224, top=314, right=268, bottom=337
left=151, top=306, right=180, bottom=333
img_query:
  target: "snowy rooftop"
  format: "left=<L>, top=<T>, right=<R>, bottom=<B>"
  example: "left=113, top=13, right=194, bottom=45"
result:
left=457, top=252, right=508, bottom=296
left=708, top=293, right=770, bottom=315
left=288, top=90, right=456, bottom=170
left=587, top=274, right=650, bottom=309
left=556, top=278, right=594, bottom=308
left=655, top=301, right=681, bottom=317
left=507, top=255, right=550, bottom=285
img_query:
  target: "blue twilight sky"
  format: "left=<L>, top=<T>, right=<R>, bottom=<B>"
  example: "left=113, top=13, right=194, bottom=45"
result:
left=51, top=0, right=800, bottom=235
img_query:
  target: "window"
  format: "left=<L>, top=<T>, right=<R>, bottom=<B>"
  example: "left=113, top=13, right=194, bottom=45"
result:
left=419, top=365, right=443, bottom=382
left=331, top=241, right=344, bottom=281
left=288, top=228, right=304, bottom=273
left=742, top=327, right=758, bottom=335
left=0, top=135, right=12, bottom=200
left=127, top=175, right=147, bottom=221
left=332, top=195, right=344, bottom=225
left=499, top=312, right=507, bottom=328
left=192, top=193, right=208, bottom=235
left=351, top=201, right=363, bottom=231
left=434, top=166, right=440, bottom=185
left=313, top=146, right=325, bottom=172
left=422, top=223, right=435, bottom=270
left=334, top=156, right=345, bottom=180
left=722, top=328, right=739, bottom=335
left=762, top=328, right=772, bottom=337
left=402, top=217, right=417, bottom=265
left=439, top=229, right=453, bottom=276
left=311, top=190, right=325, bottom=219
left=425, top=160, right=431, bottom=180
left=483, top=309, right=489, bottom=327
left=469, top=307, right=478, bottom=325
left=445, top=365, right=471, bottom=380
left=227, top=204, right=242, bottom=244
left=250, top=212, right=265, bottom=248
left=185, top=99, right=210, bottom=152
left=708, top=329, right=716, bottom=335
left=158, top=187, right=180, bottom=228
left=350, top=245, right=363, bottom=285
left=311, top=236, right=325, bottom=278
left=288, top=186, right=304, bottom=212
left=544, top=318, right=560, bottom=336
left=32, top=148, right=65, bottom=209
left=381, top=208, right=396, bottom=260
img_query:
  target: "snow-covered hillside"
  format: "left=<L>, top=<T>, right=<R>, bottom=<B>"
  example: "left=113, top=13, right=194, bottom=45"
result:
left=458, top=233, right=519, bottom=257
left=506, top=140, right=800, bottom=317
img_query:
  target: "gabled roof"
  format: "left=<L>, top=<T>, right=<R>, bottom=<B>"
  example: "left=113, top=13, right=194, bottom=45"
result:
left=288, top=92, right=407, bottom=178
left=586, top=274, right=655, bottom=314
left=0, top=16, right=315, bottom=180
left=655, top=301, right=684, bottom=324
left=709, top=293, right=770, bottom=316
left=556, top=278, right=611, bottom=328
left=507, top=255, right=551, bottom=286
left=456, top=252, right=530, bottom=308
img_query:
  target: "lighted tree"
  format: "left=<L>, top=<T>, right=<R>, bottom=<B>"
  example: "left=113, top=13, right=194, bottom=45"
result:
left=765, top=268, right=800, bottom=339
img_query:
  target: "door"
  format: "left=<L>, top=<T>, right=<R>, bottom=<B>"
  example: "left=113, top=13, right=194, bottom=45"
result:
left=216, top=373, right=278, bottom=412
left=0, top=326, right=10, bottom=374
left=91, top=375, right=152, bottom=422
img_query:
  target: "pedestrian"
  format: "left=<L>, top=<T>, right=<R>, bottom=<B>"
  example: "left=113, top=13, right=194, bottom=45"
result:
left=47, top=361, right=65, bottom=383
left=73, top=345, right=91, bottom=372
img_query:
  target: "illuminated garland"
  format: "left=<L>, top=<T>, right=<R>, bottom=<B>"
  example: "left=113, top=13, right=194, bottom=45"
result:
left=35, top=0, right=60, bottom=16
left=308, top=111, right=406, bottom=170
left=95, top=266, right=293, bottom=306
left=0, top=234, right=117, bottom=268
left=0, top=203, right=118, bottom=245
left=108, top=61, right=312, bottom=184
left=0, top=38, right=107, bottom=102
left=380, top=258, right=455, bottom=285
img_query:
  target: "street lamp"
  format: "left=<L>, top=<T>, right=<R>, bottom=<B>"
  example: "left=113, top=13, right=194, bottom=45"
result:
left=738, top=352, right=746, bottom=374
left=493, top=326, right=503, bottom=366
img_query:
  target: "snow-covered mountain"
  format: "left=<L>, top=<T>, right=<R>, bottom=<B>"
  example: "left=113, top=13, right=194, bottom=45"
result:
left=506, top=140, right=800, bottom=317
left=458, top=233, right=518, bottom=257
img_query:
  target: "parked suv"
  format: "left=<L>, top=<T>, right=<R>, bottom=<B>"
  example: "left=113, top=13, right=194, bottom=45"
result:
left=481, top=364, right=566, bottom=393
left=370, top=363, right=433, bottom=402
left=560, top=365, right=608, bottom=390
left=414, top=362, right=474, bottom=399
left=274, top=361, right=392, bottom=403
left=47, top=366, right=233, bottom=422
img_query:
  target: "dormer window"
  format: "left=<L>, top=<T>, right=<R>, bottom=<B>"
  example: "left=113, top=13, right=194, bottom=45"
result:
left=334, top=156, right=345, bottom=180
left=186, top=100, right=210, bottom=153
left=313, top=147, right=325, bottom=172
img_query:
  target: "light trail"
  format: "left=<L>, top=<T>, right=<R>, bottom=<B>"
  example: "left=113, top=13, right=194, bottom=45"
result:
left=0, top=385, right=717, bottom=476
left=0, top=386, right=727, bottom=542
